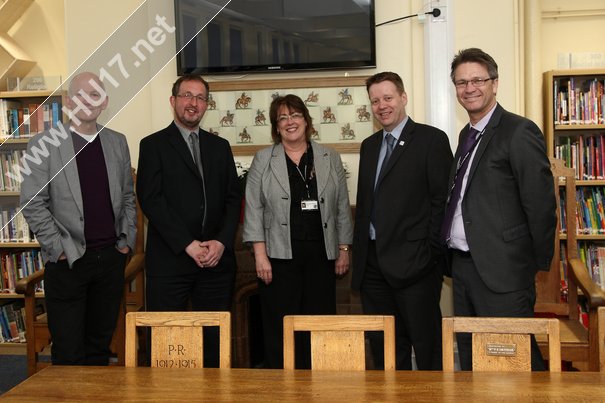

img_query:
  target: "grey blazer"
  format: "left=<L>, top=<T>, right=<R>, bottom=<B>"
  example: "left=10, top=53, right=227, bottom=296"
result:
left=20, top=122, right=137, bottom=267
left=243, top=141, right=353, bottom=260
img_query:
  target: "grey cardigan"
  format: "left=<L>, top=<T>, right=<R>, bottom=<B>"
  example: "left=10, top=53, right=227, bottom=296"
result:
left=243, top=141, right=353, bottom=260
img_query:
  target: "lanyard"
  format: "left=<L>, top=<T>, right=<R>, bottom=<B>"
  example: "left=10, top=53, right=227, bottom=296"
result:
left=294, top=156, right=312, bottom=199
left=455, top=129, right=485, bottom=174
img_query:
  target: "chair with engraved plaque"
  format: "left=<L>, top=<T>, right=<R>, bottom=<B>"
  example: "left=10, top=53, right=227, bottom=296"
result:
left=442, top=316, right=561, bottom=372
left=125, top=311, right=231, bottom=368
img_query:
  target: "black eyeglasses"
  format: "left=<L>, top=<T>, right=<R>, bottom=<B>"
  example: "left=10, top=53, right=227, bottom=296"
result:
left=454, top=78, right=494, bottom=89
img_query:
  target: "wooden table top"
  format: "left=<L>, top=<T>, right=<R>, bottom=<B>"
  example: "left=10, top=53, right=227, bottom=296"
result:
left=2, top=366, right=604, bottom=402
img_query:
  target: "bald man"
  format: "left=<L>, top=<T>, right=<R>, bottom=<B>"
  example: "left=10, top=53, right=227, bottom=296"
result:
left=20, top=72, right=136, bottom=365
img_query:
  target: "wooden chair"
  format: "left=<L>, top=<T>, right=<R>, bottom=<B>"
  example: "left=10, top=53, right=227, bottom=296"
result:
left=597, top=306, right=605, bottom=372
left=283, top=315, right=395, bottom=370
left=534, top=158, right=605, bottom=371
left=15, top=169, right=146, bottom=376
left=442, top=316, right=561, bottom=372
left=125, top=311, right=231, bottom=368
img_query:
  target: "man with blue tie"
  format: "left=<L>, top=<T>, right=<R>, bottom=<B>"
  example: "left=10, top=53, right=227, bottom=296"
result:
left=443, top=48, right=556, bottom=370
left=352, top=71, right=453, bottom=370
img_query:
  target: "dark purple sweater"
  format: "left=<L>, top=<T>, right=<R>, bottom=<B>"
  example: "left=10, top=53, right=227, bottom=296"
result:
left=72, top=132, right=116, bottom=250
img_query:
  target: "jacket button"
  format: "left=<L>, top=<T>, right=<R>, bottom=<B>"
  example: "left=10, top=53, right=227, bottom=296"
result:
left=324, top=223, right=327, bottom=229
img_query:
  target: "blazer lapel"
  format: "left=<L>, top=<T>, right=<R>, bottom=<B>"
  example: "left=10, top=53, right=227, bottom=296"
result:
left=363, top=131, right=382, bottom=191
left=58, top=123, right=84, bottom=216
left=99, top=126, right=121, bottom=214
left=165, top=123, right=200, bottom=178
left=376, top=118, right=415, bottom=184
left=270, top=144, right=290, bottom=194
left=312, top=142, right=330, bottom=197
left=466, top=104, right=503, bottom=183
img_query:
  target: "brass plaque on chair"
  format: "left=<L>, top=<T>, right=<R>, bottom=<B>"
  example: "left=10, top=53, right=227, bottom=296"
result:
left=485, top=343, right=517, bottom=356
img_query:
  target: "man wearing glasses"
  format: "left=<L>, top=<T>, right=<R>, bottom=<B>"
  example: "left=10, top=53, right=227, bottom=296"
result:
left=137, top=75, right=241, bottom=367
left=443, top=48, right=556, bottom=370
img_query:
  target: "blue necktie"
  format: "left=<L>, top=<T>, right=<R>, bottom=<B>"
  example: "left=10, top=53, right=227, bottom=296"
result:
left=440, top=127, right=481, bottom=243
left=378, top=133, right=396, bottom=179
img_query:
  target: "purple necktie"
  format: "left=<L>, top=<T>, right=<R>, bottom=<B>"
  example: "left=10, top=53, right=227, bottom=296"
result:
left=440, top=127, right=481, bottom=243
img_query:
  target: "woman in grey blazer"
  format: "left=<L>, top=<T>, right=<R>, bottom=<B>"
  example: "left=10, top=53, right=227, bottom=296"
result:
left=243, top=94, right=353, bottom=368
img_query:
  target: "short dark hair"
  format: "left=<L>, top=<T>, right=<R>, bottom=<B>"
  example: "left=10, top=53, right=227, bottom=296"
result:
left=450, top=48, right=499, bottom=83
left=365, top=71, right=405, bottom=94
left=269, top=94, right=315, bottom=144
left=171, top=74, right=209, bottom=96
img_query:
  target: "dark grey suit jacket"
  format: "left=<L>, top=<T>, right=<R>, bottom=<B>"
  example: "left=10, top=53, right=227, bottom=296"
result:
left=137, top=122, right=241, bottom=277
left=449, top=103, right=556, bottom=293
left=352, top=118, right=453, bottom=290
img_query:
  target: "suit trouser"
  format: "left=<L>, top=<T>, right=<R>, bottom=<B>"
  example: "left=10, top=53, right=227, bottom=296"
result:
left=360, top=240, right=443, bottom=370
left=259, top=239, right=335, bottom=369
left=44, top=246, right=126, bottom=365
left=451, top=249, right=546, bottom=371
left=146, top=267, right=235, bottom=368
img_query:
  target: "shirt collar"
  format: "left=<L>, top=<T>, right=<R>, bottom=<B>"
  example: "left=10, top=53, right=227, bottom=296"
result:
left=470, top=103, right=497, bottom=133
left=174, top=121, right=199, bottom=142
left=384, top=115, right=409, bottom=142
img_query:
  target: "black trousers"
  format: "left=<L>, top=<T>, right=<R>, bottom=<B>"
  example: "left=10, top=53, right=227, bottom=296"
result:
left=260, top=239, right=335, bottom=369
left=451, top=250, right=546, bottom=371
left=44, top=246, right=126, bottom=365
left=360, top=240, right=443, bottom=370
left=146, top=267, right=235, bottom=367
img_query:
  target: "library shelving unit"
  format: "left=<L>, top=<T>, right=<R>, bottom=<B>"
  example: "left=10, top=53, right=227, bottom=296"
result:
left=541, top=69, right=605, bottom=371
left=544, top=69, right=605, bottom=289
left=0, top=90, right=63, bottom=352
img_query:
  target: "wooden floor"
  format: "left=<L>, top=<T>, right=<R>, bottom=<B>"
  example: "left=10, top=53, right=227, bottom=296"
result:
left=2, top=366, right=605, bottom=402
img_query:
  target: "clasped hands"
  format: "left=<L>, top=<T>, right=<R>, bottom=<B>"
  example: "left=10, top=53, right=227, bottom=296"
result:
left=185, top=240, right=224, bottom=268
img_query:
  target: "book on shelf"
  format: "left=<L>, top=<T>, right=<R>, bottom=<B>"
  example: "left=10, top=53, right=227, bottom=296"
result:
left=0, top=149, right=27, bottom=191
left=0, top=300, right=26, bottom=343
left=576, top=242, right=605, bottom=291
left=0, top=249, right=44, bottom=293
left=21, top=108, right=30, bottom=136
left=555, top=134, right=605, bottom=180
left=0, top=209, right=34, bottom=241
left=553, top=76, right=604, bottom=125
left=27, top=103, right=39, bottom=134
left=42, top=104, right=51, bottom=130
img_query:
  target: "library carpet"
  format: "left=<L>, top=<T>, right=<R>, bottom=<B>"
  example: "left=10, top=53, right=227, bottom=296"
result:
left=0, top=355, right=28, bottom=395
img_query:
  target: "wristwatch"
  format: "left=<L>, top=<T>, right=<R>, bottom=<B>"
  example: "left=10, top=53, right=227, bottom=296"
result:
left=338, top=246, right=350, bottom=251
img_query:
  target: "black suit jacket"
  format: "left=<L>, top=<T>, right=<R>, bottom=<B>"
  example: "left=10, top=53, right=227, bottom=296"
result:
left=352, top=118, right=453, bottom=290
left=137, top=122, right=241, bottom=277
left=449, top=104, right=556, bottom=293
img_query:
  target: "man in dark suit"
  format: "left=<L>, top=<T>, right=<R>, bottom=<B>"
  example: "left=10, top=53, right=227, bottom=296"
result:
left=352, top=72, right=453, bottom=370
left=137, top=75, right=241, bottom=367
left=443, top=48, right=556, bottom=370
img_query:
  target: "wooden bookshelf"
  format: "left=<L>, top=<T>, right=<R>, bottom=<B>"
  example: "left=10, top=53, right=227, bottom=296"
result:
left=544, top=69, right=605, bottom=290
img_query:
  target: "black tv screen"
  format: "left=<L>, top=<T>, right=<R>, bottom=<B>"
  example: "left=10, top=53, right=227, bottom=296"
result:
left=175, top=0, right=376, bottom=74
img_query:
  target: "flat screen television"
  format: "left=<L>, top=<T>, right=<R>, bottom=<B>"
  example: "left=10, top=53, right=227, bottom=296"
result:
left=174, top=0, right=376, bottom=75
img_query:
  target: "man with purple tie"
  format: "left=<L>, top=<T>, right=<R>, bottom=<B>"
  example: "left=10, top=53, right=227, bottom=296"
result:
left=443, top=48, right=556, bottom=371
